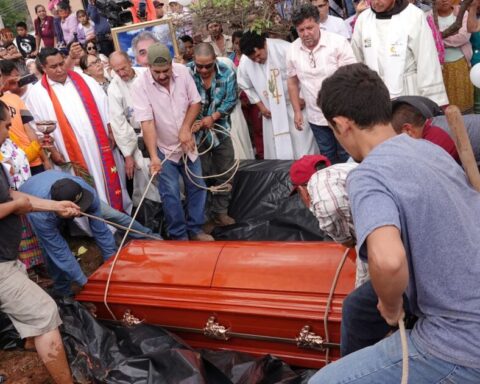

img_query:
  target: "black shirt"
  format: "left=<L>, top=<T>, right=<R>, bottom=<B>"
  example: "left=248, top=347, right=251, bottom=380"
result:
left=15, top=35, right=36, bottom=58
left=0, top=167, right=22, bottom=262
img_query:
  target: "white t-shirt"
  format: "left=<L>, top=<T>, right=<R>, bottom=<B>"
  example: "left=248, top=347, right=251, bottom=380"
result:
left=320, top=15, right=352, bottom=39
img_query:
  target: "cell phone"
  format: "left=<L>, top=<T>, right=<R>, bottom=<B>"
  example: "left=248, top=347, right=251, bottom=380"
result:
left=73, top=32, right=78, bottom=43
left=18, top=73, right=38, bottom=87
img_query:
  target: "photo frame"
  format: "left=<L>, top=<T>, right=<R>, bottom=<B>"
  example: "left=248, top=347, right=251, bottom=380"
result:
left=111, top=19, right=179, bottom=66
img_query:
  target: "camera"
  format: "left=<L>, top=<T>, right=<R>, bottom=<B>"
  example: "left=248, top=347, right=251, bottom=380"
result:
left=95, top=0, right=134, bottom=27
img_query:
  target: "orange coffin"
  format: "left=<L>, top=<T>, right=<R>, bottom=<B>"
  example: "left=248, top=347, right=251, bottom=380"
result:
left=76, top=240, right=356, bottom=368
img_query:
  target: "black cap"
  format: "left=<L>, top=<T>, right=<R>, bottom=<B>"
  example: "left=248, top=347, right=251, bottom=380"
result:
left=391, top=96, right=443, bottom=119
left=50, top=178, right=94, bottom=212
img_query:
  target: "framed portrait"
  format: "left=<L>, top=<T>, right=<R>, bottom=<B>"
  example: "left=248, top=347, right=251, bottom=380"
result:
left=111, top=19, right=179, bottom=66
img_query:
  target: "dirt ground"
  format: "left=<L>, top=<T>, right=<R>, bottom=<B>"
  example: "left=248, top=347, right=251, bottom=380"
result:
left=0, top=237, right=103, bottom=384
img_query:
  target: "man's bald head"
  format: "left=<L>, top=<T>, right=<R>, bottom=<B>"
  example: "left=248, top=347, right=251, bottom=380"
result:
left=109, top=50, right=135, bottom=81
left=194, top=42, right=216, bottom=59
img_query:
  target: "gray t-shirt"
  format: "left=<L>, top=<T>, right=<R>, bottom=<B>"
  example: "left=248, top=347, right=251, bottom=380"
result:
left=432, top=114, right=480, bottom=167
left=347, top=134, right=480, bottom=368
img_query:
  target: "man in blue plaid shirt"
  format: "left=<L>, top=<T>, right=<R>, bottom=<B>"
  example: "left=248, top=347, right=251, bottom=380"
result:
left=187, top=43, right=237, bottom=229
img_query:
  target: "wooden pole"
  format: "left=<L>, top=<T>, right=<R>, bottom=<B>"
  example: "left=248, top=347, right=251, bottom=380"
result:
left=445, top=105, right=480, bottom=192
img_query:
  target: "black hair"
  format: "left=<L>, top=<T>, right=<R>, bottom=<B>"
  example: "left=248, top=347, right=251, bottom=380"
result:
left=35, top=56, right=45, bottom=75
left=35, top=4, right=45, bottom=13
left=232, top=30, right=243, bottom=43
left=391, top=103, right=426, bottom=134
left=57, top=1, right=71, bottom=11
left=38, top=47, right=61, bottom=65
left=0, top=100, right=8, bottom=121
left=16, top=21, right=27, bottom=29
left=76, top=9, right=87, bottom=17
left=292, top=4, right=320, bottom=26
left=4, top=41, right=15, bottom=50
left=0, top=60, right=17, bottom=76
left=317, top=63, right=392, bottom=129
left=179, top=35, right=193, bottom=44
left=239, top=31, right=266, bottom=56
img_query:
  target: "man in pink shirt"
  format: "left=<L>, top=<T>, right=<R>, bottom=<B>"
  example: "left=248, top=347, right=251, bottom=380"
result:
left=132, top=43, right=213, bottom=241
left=287, top=3, right=356, bottom=164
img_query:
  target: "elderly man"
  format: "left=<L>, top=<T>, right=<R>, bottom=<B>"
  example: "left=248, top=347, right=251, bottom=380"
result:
left=132, top=43, right=212, bottom=241
left=187, top=43, right=237, bottom=228
left=203, top=22, right=233, bottom=57
left=287, top=4, right=356, bottom=163
left=238, top=31, right=318, bottom=159
left=132, top=31, right=160, bottom=66
left=351, top=0, right=448, bottom=104
left=308, top=62, right=480, bottom=383
left=311, top=0, right=351, bottom=38
left=108, top=51, right=161, bottom=205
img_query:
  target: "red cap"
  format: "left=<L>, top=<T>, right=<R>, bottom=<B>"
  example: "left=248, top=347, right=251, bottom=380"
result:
left=290, top=155, right=331, bottom=186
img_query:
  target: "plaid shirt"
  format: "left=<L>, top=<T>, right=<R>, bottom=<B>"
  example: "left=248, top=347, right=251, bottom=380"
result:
left=187, top=60, right=238, bottom=147
left=307, top=162, right=370, bottom=287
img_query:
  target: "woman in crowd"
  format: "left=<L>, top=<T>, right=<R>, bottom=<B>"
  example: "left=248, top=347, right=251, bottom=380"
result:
left=34, top=4, right=56, bottom=49
left=437, top=0, right=473, bottom=112
left=79, top=54, right=110, bottom=93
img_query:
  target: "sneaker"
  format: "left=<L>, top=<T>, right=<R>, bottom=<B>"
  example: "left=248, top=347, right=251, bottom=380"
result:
left=213, top=213, right=236, bottom=227
left=190, top=232, right=215, bottom=241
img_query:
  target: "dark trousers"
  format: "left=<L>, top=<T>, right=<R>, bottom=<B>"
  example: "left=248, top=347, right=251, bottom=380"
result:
left=309, top=123, right=349, bottom=164
left=198, top=135, right=235, bottom=215
left=242, top=102, right=264, bottom=159
left=341, top=280, right=416, bottom=357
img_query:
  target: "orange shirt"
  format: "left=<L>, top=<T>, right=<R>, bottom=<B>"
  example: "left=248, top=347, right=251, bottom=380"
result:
left=1, top=92, right=42, bottom=167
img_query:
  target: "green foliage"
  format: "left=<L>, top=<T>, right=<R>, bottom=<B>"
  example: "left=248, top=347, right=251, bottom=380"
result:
left=0, top=0, right=29, bottom=32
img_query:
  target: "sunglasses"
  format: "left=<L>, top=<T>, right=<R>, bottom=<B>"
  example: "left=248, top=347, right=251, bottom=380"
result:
left=316, top=3, right=329, bottom=7
left=154, top=3, right=164, bottom=7
left=195, top=62, right=215, bottom=70
left=86, top=45, right=97, bottom=51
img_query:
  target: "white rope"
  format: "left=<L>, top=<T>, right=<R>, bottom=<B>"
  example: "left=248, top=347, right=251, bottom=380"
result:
left=102, top=142, right=182, bottom=320
left=399, top=318, right=409, bottom=384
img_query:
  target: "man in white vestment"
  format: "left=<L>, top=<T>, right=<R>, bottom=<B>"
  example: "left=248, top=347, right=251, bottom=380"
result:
left=311, top=0, right=352, bottom=39
left=237, top=31, right=318, bottom=160
left=351, top=0, right=448, bottom=105
left=108, top=51, right=161, bottom=206
left=25, top=47, right=130, bottom=213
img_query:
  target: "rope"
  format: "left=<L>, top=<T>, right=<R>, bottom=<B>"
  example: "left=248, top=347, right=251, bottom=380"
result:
left=324, top=247, right=409, bottom=384
left=102, top=142, right=182, bottom=320
left=78, top=211, right=162, bottom=241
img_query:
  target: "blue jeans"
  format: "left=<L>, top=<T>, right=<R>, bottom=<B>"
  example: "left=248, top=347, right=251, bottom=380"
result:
left=157, top=151, right=207, bottom=239
left=309, top=123, right=349, bottom=164
left=99, top=202, right=156, bottom=239
left=309, top=330, right=480, bottom=383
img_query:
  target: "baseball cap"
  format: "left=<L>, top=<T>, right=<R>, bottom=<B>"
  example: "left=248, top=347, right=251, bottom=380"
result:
left=290, top=155, right=331, bottom=188
left=391, top=96, right=443, bottom=119
left=50, top=178, right=94, bottom=212
left=147, top=43, right=172, bottom=66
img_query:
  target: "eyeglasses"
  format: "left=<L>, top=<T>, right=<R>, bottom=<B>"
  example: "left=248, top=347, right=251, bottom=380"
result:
left=195, top=62, right=215, bottom=70
left=86, top=45, right=97, bottom=51
left=154, top=3, right=164, bottom=8
left=308, top=50, right=316, bottom=68
left=316, top=2, right=329, bottom=7
left=87, top=58, right=102, bottom=67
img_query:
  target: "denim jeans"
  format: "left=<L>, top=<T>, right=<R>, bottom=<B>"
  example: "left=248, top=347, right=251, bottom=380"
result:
left=309, top=123, right=349, bottom=164
left=157, top=151, right=206, bottom=239
left=308, top=330, right=480, bottom=383
left=99, top=202, right=155, bottom=239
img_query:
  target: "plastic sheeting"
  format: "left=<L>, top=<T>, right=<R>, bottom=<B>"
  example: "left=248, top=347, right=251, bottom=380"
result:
left=213, top=160, right=326, bottom=241
left=57, top=300, right=316, bottom=383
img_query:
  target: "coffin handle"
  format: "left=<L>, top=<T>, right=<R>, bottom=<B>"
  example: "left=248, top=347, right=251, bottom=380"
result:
left=296, top=325, right=325, bottom=351
left=203, top=316, right=231, bottom=341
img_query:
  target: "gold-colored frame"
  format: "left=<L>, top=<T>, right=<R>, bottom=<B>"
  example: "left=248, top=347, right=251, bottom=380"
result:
left=111, top=18, right=179, bottom=59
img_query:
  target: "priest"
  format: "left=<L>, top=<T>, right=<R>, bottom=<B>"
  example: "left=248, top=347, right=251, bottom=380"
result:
left=237, top=31, right=318, bottom=159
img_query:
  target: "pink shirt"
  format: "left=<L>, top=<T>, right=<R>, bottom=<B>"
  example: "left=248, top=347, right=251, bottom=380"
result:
left=131, top=63, right=201, bottom=163
left=286, top=30, right=357, bottom=126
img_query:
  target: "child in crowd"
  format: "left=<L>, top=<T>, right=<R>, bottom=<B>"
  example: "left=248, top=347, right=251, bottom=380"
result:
left=76, top=10, right=96, bottom=44
left=15, top=22, right=37, bottom=59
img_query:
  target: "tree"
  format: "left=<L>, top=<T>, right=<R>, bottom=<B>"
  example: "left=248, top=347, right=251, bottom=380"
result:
left=0, top=0, right=29, bottom=33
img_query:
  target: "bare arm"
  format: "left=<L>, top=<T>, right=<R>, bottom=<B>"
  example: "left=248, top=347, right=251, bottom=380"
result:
left=140, top=119, right=161, bottom=175
left=366, top=225, right=408, bottom=325
left=468, top=1, right=479, bottom=32
left=287, top=76, right=304, bottom=130
left=179, top=102, right=201, bottom=153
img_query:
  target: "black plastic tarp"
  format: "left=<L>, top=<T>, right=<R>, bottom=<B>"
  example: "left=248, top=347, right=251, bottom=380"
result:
left=213, top=160, right=326, bottom=241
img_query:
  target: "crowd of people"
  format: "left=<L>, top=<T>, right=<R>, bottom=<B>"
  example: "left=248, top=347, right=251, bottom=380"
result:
left=1, top=0, right=480, bottom=381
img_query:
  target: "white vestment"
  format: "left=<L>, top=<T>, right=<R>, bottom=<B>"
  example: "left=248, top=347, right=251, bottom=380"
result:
left=352, top=5, right=448, bottom=105
left=25, top=73, right=132, bottom=213
left=238, top=38, right=318, bottom=160
left=108, top=68, right=161, bottom=205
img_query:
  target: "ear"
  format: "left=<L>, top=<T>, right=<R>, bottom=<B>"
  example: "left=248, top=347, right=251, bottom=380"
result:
left=402, top=123, right=416, bottom=138
left=331, top=116, right=352, bottom=136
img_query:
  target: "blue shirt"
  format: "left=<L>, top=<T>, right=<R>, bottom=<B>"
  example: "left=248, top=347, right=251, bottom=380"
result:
left=20, top=171, right=116, bottom=289
left=187, top=60, right=237, bottom=147
left=87, top=4, right=111, bottom=36
left=348, top=134, right=480, bottom=368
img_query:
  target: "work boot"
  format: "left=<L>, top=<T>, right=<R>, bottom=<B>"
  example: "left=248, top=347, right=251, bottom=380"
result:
left=190, top=231, right=215, bottom=241
left=214, top=213, right=236, bottom=227
left=203, top=220, right=216, bottom=235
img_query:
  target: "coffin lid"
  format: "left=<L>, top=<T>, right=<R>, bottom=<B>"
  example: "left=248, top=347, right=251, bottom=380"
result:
left=88, top=241, right=355, bottom=295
